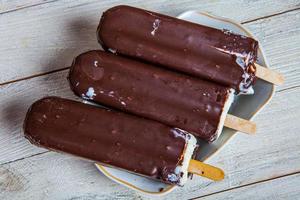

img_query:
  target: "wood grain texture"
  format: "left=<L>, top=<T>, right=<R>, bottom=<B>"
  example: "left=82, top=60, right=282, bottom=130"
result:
left=198, top=173, right=300, bottom=200
left=224, top=114, right=256, bottom=135
left=255, top=63, right=285, bottom=86
left=0, top=0, right=300, bottom=84
left=0, top=70, right=300, bottom=199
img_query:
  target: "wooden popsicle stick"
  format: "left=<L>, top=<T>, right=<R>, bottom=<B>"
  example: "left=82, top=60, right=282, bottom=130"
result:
left=224, top=114, right=256, bottom=135
left=255, top=63, right=284, bottom=85
left=188, top=159, right=224, bottom=181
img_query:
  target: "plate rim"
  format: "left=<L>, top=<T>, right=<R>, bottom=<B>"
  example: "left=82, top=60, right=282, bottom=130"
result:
left=95, top=10, right=275, bottom=196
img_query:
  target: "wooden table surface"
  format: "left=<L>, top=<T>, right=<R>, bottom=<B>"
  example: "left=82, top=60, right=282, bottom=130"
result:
left=1, top=1, right=300, bottom=199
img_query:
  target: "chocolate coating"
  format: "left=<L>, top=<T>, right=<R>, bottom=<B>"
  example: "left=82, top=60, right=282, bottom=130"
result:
left=97, top=5, right=258, bottom=93
left=24, top=97, right=190, bottom=185
left=68, top=50, right=231, bottom=142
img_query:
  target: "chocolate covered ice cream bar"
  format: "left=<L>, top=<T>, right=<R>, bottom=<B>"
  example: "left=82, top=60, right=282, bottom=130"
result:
left=24, top=97, right=224, bottom=185
left=97, top=5, right=258, bottom=94
left=68, top=51, right=257, bottom=142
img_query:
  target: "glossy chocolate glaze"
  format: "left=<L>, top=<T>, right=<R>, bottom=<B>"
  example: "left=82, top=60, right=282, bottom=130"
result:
left=24, top=97, right=191, bottom=185
left=68, top=50, right=231, bottom=142
left=97, top=5, right=258, bottom=93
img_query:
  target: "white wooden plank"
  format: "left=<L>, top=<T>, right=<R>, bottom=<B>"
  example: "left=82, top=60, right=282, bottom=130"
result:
left=0, top=0, right=55, bottom=14
left=0, top=72, right=300, bottom=199
left=198, top=173, right=300, bottom=200
left=0, top=0, right=299, bottom=84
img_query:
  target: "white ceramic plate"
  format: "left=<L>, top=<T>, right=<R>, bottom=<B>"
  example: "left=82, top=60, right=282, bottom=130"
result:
left=95, top=11, right=275, bottom=196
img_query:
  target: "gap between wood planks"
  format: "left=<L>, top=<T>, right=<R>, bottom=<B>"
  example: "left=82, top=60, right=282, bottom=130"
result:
left=0, top=67, right=70, bottom=86
left=277, top=85, right=300, bottom=93
left=192, top=170, right=300, bottom=199
left=241, top=6, right=300, bottom=24
left=0, top=0, right=59, bottom=15
left=0, top=151, right=49, bottom=166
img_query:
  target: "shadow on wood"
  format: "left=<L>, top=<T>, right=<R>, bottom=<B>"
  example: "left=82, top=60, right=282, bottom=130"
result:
left=40, top=16, right=101, bottom=74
